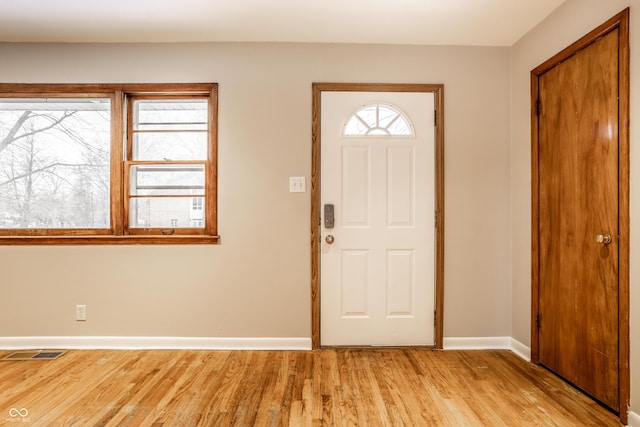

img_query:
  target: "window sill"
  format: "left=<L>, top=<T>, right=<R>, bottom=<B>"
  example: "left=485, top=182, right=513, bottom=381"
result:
left=0, top=235, right=220, bottom=245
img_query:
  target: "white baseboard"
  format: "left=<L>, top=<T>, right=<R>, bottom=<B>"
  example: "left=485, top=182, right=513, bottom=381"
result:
left=509, top=337, right=532, bottom=361
left=0, top=336, right=312, bottom=351
left=443, top=336, right=512, bottom=350
left=628, top=410, right=640, bottom=427
left=443, top=336, right=531, bottom=361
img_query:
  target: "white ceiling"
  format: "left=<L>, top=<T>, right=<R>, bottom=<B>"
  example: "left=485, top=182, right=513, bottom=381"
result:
left=0, top=0, right=566, bottom=46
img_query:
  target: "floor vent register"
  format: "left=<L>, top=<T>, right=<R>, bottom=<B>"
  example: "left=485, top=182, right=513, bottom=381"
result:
left=1, top=350, right=66, bottom=361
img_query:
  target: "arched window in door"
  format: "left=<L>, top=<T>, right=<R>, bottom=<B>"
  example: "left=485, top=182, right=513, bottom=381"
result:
left=343, top=103, right=414, bottom=137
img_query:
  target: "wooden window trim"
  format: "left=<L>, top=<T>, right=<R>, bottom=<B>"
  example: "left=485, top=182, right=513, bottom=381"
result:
left=0, top=83, right=219, bottom=245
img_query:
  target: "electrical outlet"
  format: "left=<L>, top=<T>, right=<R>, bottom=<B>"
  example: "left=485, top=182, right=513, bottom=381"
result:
left=76, top=304, right=87, bottom=321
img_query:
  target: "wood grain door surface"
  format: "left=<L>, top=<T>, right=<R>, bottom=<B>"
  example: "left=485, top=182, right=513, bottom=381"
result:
left=537, top=29, right=619, bottom=410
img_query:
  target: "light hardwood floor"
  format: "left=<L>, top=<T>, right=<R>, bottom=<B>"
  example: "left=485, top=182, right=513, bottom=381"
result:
left=0, top=348, right=621, bottom=426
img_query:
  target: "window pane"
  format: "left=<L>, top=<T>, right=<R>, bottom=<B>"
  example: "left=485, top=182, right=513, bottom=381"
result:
left=130, top=164, right=205, bottom=196
left=0, top=98, right=111, bottom=228
left=356, top=106, right=378, bottom=128
left=133, top=100, right=207, bottom=131
left=387, top=118, right=412, bottom=136
left=343, top=103, right=414, bottom=137
left=378, top=105, right=399, bottom=128
left=344, top=116, right=369, bottom=136
left=133, top=131, right=207, bottom=161
left=132, top=99, right=208, bottom=161
left=130, top=197, right=205, bottom=228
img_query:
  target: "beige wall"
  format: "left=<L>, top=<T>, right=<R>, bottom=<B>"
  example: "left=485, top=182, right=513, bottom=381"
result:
left=510, top=0, right=639, bottom=414
left=0, top=43, right=512, bottom=339
left=2, top=4, right=635, bottom=418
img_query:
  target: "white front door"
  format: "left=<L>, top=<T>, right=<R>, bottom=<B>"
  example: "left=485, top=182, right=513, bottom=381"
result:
left=320, top=91, right=435, bottom=346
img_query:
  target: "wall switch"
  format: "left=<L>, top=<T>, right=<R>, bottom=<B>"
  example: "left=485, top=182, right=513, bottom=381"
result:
left=76, top=304, right=87, bottom=321
left=289, top=176, right=306, bottom=193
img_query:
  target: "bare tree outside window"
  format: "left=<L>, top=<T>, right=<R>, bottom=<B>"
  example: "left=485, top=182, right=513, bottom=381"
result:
left=0, top=83, right=218, bottom=244
left=0, top=99, right=111, bottom=229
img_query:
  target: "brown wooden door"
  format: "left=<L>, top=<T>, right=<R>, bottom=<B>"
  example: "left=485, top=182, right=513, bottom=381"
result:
left=536, top=30, right=619, bottom=410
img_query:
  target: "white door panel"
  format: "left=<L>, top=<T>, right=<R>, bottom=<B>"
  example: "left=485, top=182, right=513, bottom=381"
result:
left=321, top=91, right=435, bottom=346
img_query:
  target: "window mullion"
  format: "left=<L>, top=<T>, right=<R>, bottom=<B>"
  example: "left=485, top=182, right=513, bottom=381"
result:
left=111, top=90, right=125, bottom=235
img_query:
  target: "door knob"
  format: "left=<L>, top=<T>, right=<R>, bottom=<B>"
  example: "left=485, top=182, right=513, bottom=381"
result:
left=325, top=235, right=335, bottom=244
left=595, top=234, right=612, bottom=245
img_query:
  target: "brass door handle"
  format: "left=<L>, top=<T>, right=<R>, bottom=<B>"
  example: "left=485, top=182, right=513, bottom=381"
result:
left=595, top=234, right=612, bottom=245
left=325, top=235, right=335, bottom=244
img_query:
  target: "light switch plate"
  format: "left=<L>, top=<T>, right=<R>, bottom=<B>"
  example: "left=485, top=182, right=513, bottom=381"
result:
left=289, top=176, right=306, bottom=193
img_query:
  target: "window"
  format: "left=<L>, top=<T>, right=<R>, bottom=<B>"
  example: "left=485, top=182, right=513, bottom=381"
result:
left=0, top=97, right=111, bottom=230
left=343, top=103, right=414, bottom=137
left=0, top=84, right=218, bottom=244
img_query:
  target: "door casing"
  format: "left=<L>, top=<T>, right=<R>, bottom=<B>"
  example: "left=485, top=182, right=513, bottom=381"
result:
left=311, top=83, right=445, bottom=349
left=530, top=8, right=630, bottom=423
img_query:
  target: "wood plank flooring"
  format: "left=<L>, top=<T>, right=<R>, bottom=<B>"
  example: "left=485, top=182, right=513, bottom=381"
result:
left=0, top=348, right=621, bottom=426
